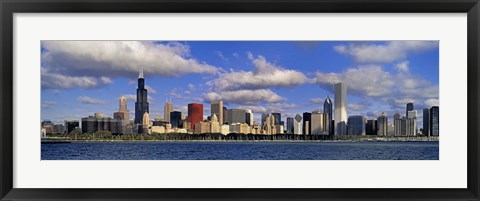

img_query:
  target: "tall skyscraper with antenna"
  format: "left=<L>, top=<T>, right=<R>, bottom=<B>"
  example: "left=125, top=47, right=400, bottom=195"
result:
left=135, top=69, right=149, bottom=124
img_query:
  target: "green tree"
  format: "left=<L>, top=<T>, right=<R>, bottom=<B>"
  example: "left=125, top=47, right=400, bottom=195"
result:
left=95, top=130, right=112, bottom=139
left=67, top=130, right=82, bottom=140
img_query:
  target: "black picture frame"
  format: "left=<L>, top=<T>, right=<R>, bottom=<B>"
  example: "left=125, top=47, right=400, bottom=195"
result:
left=1, top=0, right=479, bottom=200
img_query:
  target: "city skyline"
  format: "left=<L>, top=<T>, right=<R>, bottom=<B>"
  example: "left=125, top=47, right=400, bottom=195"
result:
left=41, top=41, right=439, bottom=126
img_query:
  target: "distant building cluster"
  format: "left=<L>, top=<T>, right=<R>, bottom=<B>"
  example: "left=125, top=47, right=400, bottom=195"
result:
left=41, top=120, right=79, bottom=134
left=42, top=70, right=440, bottom=137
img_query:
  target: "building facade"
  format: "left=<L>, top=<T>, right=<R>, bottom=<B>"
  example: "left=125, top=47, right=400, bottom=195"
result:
left=423, top=108, right=430, bottom=136
left=188, top=103, right=204, bottom=130
left=311, top=111, right=325, bottom=135
left=272, top=113, right=281, bottom=125
left=293, top=114, right=303, bottom=135
left=245, top=109, right=253, bottom=126
left=135, top=69, right=149, bottom=124
left=366, top=119, right=377, bottom=135
left=81, top=116, right=126, bottom=134
left=164, top=100, right=174, bottom=123
left=430, top=106, right=439, bottom=136
left=348, top=115, right=366, bottom=135
left=286, top=117, right=294, bottom=134
left=211, top=101, right=223, bottom=125
left=114, top=96, right=129, bottom=120
left=210, top=114, right=220, bottom=133
left=334, top=82, right=347, bottom=135
left=323, top=96, right=333, bottom=135
left=377, top=112, right=388, bottom=136
left=170, top=111, right=182, bottom=128
left=227, top=109, right=246, bottom=124
left=302, top=112, right=311, bottom=135
left=406, top=102, right=414, bottom=117
left=64, top=120, right=79, bottom=134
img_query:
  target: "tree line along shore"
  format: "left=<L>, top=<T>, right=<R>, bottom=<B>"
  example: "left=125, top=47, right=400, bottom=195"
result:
left=44, top=130, right=439, bottom=142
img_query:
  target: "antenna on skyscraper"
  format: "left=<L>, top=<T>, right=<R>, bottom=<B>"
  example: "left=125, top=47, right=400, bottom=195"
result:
left=139, top=68, right=144, bottom=79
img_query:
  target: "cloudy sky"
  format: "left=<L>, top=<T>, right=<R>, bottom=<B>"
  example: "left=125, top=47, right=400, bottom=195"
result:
left=41, top=41, right=439, bottom=127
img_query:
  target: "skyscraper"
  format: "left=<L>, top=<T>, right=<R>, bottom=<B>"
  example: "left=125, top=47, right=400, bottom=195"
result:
left=135, top=69, right=149, bottom=124
left=164, top=99, right=174, bottom=123
left=423, top=108, right=430, bottom=136
left=377, top=112, right=388, bottom=136
left=302, top=112, right=311, bottom=135
left=334, top=82, right=347, bottom=135
left=407, top=110, right=417, bottom=119
left=348, top=115, right=366, bottom=135
left=366, top=119, right=377, bottom=135
left=394, top=113, right=401, bottom=120
left=311, top=111, right=325, bottom=135
left=114, top=96, right=129, bottom=120
left=119, top=96, right=127, bottom=111
left=430, top=106, right=439, bottom=136
left=187, top=103, right=203, bottom=129
left=394, top=113, right=403, bottom=136
left=406, top=102, right=414, bottom=116
left=406, top=111, right=417, bottom=136
left=245, top=109, right=253, bottom=126
left=272, top=113, right=281, bottom=125
left=227, top=109, right=247, bottom=124
left=211, top=101, right=223, bottom=125
left=323, top=96, right=333, bottom=135
left=222, top=106, right=228, bottom=124
left=286, top=117, right=294, bottom=134
left=64, top=120, right=79, bottom=134
left=293, top=114, right=303, bottom=134
left=170, top=111, right=182, bottom=128
left=394, top=118, right=404, bottom=136
left=261, top=113, right=268, bottom=126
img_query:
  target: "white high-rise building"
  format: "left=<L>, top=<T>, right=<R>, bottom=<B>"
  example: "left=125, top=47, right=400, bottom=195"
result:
left=293, top=114, right=303, bottom=135
left=334, top=82, right=347, bottom=135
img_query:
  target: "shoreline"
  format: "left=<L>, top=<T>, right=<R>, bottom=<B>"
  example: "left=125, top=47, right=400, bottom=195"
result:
left=44, top=138, right=439, bottom=143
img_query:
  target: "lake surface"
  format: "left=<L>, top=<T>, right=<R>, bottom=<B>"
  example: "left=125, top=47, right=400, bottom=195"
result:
left=41, top=141, right=438, bottom=160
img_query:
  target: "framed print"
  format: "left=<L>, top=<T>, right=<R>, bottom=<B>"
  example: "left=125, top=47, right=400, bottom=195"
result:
left=1, top=0, right=479, bottom=200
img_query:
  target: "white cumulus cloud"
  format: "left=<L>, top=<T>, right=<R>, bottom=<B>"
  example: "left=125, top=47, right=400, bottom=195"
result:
left=41, top=41, right=218, bottom=89
left=41, top=68, right=111, bottom=89
left=314, top=65, right=439, bottom=111
left=394, top=61, right=410, bottom=72
left=334, top=41, right=438, bottom=63
left=310, top=98, right=324, bottom=104
left=204, top=89, right=284, bottom=105
left=77, top=96, right=106, bottom=104
left=315, top=65, right=395, bottom=97
left=208, top=52, right=309, bottom=91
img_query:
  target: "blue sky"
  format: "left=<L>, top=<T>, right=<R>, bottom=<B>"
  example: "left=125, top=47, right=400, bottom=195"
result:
left=41, top=41, right=439, bottom=127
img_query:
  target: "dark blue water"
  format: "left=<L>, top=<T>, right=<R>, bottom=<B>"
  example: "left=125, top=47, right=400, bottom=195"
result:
left=41, top=141, right=438, bottom=160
